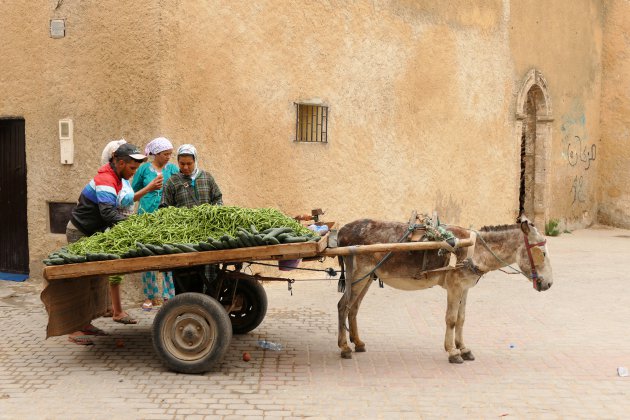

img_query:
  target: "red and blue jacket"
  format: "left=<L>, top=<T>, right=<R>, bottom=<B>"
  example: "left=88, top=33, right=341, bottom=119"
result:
left=70, top=163, right=127, bottom=236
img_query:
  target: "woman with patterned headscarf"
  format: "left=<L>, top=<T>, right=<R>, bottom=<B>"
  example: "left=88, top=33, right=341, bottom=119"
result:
left=132, top=137, right=179, bottom=310
left=132, top=137, right=179, bottom=214
left=160, top=144, right=223, bottom=208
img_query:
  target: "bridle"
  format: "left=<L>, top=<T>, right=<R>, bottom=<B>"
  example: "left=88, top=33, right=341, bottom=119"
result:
left=472, top=225, right=548, bottom=291
left=523, top=233, right=547, bottom=291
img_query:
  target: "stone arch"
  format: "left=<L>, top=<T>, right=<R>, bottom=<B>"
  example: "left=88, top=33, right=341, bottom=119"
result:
left=514, top=69, right=553, bottom=228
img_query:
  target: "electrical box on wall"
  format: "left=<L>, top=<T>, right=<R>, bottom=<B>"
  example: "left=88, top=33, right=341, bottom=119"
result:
left=59, top=119, right=73, bottom=164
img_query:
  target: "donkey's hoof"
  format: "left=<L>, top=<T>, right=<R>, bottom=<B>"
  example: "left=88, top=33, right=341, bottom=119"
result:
left=354, top=345, right=366, bottom=353
left=341, top=350, right=353, bottom=359
left=448, top=354, right=464, bottom=364
left=461, top=351, right=475, bottom=361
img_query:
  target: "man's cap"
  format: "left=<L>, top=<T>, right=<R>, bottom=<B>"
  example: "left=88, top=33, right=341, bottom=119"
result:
left=114, top=143, right=147, bottom=161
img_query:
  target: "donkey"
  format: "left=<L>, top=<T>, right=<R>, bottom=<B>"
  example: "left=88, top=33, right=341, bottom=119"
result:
left=336, top=216, right=553, bottom=363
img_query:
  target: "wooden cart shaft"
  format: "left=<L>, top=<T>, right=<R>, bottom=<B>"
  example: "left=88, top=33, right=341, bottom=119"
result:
left=321, top=238, right=473, bottom=256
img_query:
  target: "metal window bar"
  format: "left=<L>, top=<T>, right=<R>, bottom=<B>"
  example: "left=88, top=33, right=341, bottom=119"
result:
left=295, top=104, right=328, bottom=143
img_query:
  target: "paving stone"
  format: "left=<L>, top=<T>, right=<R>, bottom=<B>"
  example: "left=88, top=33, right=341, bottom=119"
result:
left=1, top=228, right=629, bottom=418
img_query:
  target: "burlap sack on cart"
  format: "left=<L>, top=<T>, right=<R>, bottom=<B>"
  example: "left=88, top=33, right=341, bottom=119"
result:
left=40, top=276, right=110, bottom=337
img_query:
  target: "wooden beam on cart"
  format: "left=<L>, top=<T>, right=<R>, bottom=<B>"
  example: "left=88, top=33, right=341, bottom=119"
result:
left=321, top=237, right=474, bottom=257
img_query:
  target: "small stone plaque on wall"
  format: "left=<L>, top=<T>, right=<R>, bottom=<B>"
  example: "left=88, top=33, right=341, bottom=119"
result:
left=50, top=19, right=65, bottom=39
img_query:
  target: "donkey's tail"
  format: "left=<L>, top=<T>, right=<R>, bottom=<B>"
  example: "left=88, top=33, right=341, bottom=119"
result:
left=337, top=256, right=346, bottom=293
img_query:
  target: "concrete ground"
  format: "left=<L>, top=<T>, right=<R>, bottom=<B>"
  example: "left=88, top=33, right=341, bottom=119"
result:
left=1, top=226, right=629, bottom=419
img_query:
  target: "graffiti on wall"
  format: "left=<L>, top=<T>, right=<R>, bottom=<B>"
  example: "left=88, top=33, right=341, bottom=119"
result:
left=561, top=106, right=595, bottom=210
left=566, top=136, right=596, bottom=170
left=571, top=175, right=586, bottom=204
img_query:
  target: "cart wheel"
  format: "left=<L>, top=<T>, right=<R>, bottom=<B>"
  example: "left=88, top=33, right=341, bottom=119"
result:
left=217, top=278, right=268, bottom=334
left=152, top=292, right=232, bottom=374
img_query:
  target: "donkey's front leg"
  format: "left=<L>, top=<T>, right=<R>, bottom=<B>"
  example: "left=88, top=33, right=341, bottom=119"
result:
left=454, top=288, right=475, bottom=361
left=444, top=285, right=464, bottom=364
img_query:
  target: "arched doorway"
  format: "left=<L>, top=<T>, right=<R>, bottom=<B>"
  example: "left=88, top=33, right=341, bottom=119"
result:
left=514, top=70, right=553, bottom=228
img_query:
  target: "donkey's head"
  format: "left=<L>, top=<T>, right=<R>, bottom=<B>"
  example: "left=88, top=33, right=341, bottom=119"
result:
left=514, top=216, right=553, bottom=291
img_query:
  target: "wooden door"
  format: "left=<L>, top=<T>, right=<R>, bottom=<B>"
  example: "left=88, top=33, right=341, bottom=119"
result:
left=0, top=118, right=29, bottom=274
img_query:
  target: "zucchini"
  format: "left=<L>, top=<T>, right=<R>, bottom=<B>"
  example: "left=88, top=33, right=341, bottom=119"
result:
left=253, top=234, right=265, bottom=246
left=283, top=236, right=308, bottom=243
left=277, top=233, right=294, bottom=242
left=262, top=227, right=294, bottom=241
left=264, top=237, right=280, bottom=245
left=175, top=243, right=198, bottom=253
left=211, top=240, right=225, bottom=250
left=47, top=257, right=66, bottom=265
left=237, top=232, right=254, bottom=247
left=250, top=225, right=259, bottom=235
left=162, top=244, right=179, bottom=254
left=145, top=244, right=165, bottom=255
left=59, top=252, right=86, bottom=264
left=198, top=242, right=215, bottom=251
left=227, top=238, right=239, bottom=249
left=136, top=243, right=154, bottom=256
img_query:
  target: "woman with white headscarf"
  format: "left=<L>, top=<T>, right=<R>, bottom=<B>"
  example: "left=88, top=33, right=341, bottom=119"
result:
left=160, top=143, right=223, bottom=208
left=160, top=143, right=223, bottom=296
left=131, top=137, right=179, bottom=310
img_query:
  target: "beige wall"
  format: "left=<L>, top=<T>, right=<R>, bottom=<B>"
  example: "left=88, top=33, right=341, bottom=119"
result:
left=509, top=0, right=604, bottom=230
left=159, top=0, right=515, bottom=227
left=600, top=0, right=630, bottom=229
left=0, top=0, right=625, bottom=278
left=1, top=2, right=163, bottom=272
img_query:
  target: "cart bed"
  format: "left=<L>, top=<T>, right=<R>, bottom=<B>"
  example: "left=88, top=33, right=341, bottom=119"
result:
left=43, top=235, right=329, bottom=281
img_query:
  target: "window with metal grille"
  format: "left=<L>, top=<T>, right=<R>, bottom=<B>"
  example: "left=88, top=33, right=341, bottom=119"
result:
left=295, top=103, right=328, bottom=143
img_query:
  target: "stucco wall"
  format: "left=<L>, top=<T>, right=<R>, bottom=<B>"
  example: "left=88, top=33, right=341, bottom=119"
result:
left=599, top=0, right=630, bottom=228
left=0, top=1, right=164, bottom=275
left=510, top=0, right=603, bottom=230
left=0, top=0, right=618, bottom=279
left=159, top=0, right=515, bottom=228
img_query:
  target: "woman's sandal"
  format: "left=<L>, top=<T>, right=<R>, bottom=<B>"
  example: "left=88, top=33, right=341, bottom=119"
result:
left=68, top=335, right=94, bottom=346
left=113, top=315, right=138, bottom=324
left=80, top=325, right=109, bottom=336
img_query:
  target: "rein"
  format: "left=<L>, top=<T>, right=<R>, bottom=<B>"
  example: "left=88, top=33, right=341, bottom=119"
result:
left=472, top=228, right=546, bottom=291
left=524, top=235, right=547, bottom=291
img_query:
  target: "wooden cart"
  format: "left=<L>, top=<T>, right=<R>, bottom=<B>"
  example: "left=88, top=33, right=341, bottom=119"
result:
left=41, top=233, right=472, bottom=374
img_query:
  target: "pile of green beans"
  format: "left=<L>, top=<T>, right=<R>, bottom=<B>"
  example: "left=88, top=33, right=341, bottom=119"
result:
left=66, top=205, right=315, bottom=256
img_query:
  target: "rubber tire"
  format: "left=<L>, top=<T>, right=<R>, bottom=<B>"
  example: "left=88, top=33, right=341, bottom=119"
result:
left=217, top=278, right=268, bottom=335
left=152, top=292, right=232, bottom=374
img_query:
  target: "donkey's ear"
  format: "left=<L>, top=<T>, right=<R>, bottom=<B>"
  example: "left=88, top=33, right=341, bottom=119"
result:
left=520, top=220, right=531, bottom=234
left=517, top=213, right=532, bottom=225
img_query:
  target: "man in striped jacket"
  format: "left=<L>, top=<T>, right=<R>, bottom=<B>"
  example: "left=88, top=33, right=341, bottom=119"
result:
left=65, top=143, right=147, bottom=345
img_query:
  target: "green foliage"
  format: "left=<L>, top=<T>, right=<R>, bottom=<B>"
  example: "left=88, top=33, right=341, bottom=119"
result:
left=545, top=218, right=561, bottom=236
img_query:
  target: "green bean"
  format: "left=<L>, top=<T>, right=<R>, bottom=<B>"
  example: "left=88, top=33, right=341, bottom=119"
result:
left=65, top=205, right=316, bottom=256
